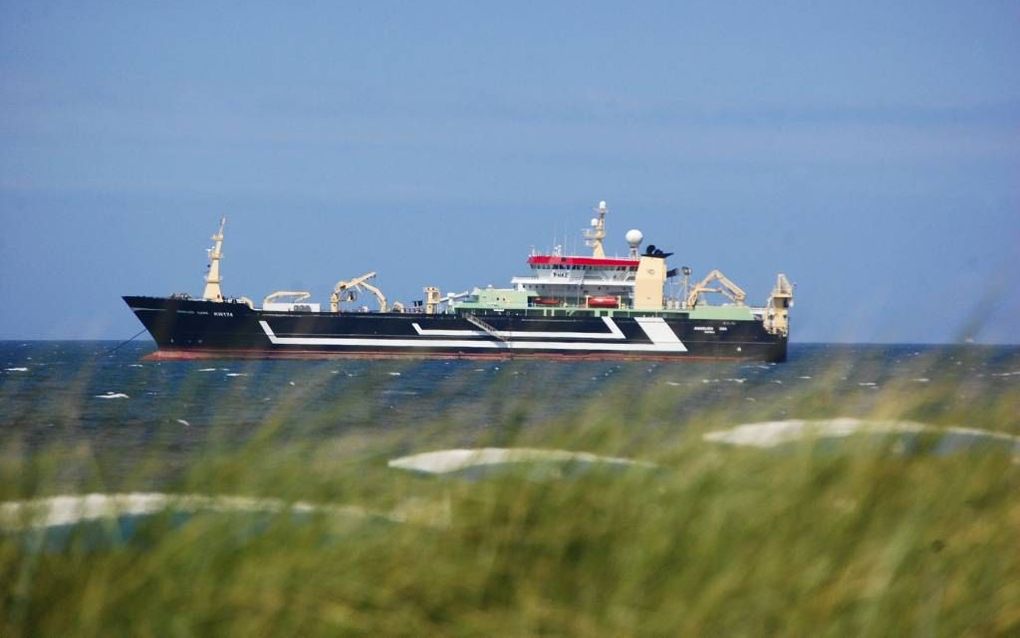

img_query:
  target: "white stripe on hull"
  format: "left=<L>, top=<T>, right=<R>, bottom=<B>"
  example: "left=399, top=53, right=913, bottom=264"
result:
left=635, top=316, right=688, bottom=351
left=258, top=319, right=688, bottom=353
left=410, top=316, right=625, bottom=339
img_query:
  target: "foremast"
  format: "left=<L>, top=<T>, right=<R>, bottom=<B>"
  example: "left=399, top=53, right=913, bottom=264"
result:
left=202, top=217, right=226, bottom=302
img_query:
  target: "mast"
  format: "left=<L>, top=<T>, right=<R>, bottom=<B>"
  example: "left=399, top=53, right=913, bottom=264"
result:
left=584, top=200, right=608, bottom=258
left=202, top=217, right=226, bottom=302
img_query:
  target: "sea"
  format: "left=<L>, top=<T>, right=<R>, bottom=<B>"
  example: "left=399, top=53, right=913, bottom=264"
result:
left=2, top=341, right=1018, bottom=482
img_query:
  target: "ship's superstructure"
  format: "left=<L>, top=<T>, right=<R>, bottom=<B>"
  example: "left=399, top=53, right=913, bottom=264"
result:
left=125, top=201, right=793, bottom=361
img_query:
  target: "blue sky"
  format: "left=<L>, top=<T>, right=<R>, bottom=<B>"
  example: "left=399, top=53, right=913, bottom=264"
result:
left=1, top=1, right=1017, bottom=342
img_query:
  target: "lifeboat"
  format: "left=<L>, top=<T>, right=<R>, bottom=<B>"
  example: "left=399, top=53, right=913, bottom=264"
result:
left=532, top=297, right=564, bottom=306
left=586, top=296, right=619, bottom=308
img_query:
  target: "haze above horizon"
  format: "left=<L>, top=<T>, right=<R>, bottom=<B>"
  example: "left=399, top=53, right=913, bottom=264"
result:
left=1, top=2, right=1017, bottom=343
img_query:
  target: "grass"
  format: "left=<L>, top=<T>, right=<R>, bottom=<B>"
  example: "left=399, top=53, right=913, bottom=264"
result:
left=1, top=347, right=1018, bottom=636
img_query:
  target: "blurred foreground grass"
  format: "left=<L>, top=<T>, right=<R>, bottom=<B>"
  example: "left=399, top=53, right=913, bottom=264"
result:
left=1, top=351, right=1018, bottom=636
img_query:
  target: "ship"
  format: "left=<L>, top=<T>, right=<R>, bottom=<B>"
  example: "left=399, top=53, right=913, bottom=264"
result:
left=124, top=201, right=794, bottom=362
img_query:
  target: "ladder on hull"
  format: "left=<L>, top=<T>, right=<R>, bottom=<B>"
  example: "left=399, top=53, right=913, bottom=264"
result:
left=464, top=313, right=509, bottom=344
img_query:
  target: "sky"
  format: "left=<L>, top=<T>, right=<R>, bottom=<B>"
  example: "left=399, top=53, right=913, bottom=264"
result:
left=1, top=1, right=1017, bottom=343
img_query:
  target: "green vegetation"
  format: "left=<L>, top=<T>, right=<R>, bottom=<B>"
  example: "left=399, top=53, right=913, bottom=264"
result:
left=1, top=351, right=1018, bottom=636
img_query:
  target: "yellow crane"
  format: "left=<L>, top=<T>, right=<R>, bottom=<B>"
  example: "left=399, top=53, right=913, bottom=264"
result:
left=330, top=272, right=404, bottom=313
left=686, top=269, right=748, bottom=308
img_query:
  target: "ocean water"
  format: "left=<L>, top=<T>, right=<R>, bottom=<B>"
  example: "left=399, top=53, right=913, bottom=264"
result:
left=1, top=341, right=1018, bottom=480
left=2, top=340, right=1018, bottom=632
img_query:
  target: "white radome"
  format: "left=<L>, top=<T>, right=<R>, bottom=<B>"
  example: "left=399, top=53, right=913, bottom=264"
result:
left=625, top=229, right=643, bottom=246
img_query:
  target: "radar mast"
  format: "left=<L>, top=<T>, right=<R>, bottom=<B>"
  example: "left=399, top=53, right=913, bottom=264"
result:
left=585, top=200, right=608, bottom=258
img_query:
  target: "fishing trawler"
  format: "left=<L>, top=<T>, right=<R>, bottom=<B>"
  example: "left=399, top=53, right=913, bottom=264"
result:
left=124, top=201, right=793, bottom=361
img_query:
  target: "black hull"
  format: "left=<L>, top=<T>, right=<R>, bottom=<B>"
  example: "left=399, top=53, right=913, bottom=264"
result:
left=124, top=296, right=788, bottom=363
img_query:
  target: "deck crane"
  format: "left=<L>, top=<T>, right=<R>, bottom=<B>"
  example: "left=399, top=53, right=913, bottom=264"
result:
left=686, top=269, right=748, bottom=308
left=330, top=272, right=404, bottom=313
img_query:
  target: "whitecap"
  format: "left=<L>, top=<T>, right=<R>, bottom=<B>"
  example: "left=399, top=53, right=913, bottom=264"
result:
left=95, top=392, right=129, bottom=399
left=176, top=419, right=190, bottom=426
left=858, top=382, right=877, bottom=387
left=4, top=367, right=28, bottom=372
left=198, top=368, right=217, bottom=372
left=225, top=372, right=247, bottom=377
left=388, top=371, right=402, bottom=376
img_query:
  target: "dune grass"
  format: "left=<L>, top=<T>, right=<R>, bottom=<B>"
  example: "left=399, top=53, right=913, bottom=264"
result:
left=1, top=349, right=1018, bottom=636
